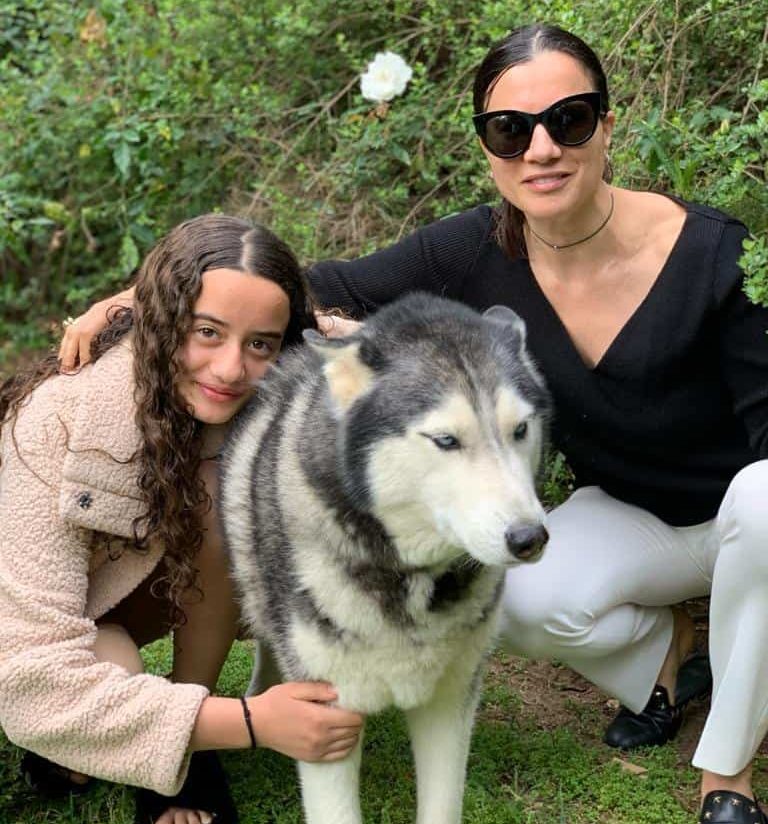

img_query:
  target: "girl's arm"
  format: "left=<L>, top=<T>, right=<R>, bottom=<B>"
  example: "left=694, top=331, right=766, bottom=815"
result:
left=192, top=685, right=363, bottom=762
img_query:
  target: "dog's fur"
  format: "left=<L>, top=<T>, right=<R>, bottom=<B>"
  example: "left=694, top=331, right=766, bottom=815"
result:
left=220, top=293, right=551, bottom=824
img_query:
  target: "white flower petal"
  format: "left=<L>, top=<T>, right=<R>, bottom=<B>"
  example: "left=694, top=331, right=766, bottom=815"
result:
left=360, top=51, right=413, bottom=103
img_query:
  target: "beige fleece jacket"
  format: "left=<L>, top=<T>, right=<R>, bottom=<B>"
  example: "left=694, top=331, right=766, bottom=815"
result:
left=0, top=341, right=209, bottom=794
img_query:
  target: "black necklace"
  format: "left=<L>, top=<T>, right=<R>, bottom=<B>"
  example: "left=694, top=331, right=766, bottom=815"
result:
left=528, top=192, right=615, bottom=251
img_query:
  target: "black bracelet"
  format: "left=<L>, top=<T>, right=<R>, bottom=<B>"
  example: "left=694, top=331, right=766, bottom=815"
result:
left=239, top=696, right=257, bottom=748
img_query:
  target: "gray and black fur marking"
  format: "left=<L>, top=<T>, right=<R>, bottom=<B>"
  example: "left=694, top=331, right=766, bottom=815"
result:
left=220, top=291, right=550, bottom=690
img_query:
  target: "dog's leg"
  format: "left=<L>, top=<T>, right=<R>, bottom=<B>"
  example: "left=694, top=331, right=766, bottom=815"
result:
left=245, top=641, right=283, bottom=696
left=245, top=641, right=261, bottom=697
left=404, top=655, right=484, bottom=824
left=297, top=733, right=364, bottom=824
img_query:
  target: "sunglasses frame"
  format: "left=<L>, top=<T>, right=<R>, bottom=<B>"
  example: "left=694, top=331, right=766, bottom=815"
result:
left=472, top=91, right=606, bottom=159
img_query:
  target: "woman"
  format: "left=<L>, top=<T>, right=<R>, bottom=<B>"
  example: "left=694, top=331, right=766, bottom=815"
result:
left=0, top=214, right=363, bottom=824
left=59, top=25, right=768, bottom=824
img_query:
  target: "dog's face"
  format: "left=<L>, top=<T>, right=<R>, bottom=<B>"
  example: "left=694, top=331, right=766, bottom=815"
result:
left=365, top=380, right=547, bottom=569
left=307, top=297, right=550, bottom=570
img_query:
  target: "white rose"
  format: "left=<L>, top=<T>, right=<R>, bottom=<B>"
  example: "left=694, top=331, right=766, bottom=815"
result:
left=360, top=51, right=413, bottom=103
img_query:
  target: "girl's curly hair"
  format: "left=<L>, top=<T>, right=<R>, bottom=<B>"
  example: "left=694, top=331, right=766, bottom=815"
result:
left=1, top=214, right=316, bottom=626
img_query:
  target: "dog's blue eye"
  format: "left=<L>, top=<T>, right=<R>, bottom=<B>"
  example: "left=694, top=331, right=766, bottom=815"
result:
left=431, top=434, right=461, bottom=451
left=513, top=421, right=528, bottom=441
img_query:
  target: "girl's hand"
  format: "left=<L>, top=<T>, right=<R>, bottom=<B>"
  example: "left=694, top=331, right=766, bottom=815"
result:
left=58, top=287, right=135, bottom=372
left=248, top=682, right=364, bottom=762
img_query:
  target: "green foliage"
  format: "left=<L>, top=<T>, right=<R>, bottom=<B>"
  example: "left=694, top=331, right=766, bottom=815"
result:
left=743, top=234, right=768, bottom=308
left=1, top=0, right=766, bottom=369
left=540, top=451, right=575, bottom=509
left=631, top=79, right=768, bottom=228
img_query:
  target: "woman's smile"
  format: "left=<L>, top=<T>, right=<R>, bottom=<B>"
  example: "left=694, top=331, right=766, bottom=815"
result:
left=521, top=171, right=572, bottom=192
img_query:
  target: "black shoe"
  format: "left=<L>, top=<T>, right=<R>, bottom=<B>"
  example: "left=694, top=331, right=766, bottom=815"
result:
left=699, top=790, right=767, bottom=823
left=20, top=751, right=93, bottom=799
left=603, top=653, right=712, bottom=750
left=134, top=750, right=239, bottom=824
left=603, top=684, right=682, bottom=749
left=675, top=652, right=712, bottom=705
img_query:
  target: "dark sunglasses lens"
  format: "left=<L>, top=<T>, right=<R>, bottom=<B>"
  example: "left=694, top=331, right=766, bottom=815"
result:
left=483, top=113, right=531, bottom=157
left=548, top=100, right=598, bottom=145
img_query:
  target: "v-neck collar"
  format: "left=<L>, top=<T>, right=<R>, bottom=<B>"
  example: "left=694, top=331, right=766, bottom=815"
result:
left=522, top=198, right=691, bottom=373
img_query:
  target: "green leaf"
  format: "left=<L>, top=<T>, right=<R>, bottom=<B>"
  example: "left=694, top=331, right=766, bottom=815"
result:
left=391, top=145, right=411, bottom=166
left=119, top=232, right=139, bottom=273
left=113, top=142, right=131, bottom=179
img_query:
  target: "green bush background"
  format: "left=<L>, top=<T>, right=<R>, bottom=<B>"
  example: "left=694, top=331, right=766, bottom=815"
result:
left=1, top=0, right=767, bottom=366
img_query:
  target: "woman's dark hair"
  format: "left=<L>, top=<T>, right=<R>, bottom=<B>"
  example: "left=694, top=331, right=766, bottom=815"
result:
left=472, top=24, right=612, bottom=258
left=1, top=214, right=316, bottom=625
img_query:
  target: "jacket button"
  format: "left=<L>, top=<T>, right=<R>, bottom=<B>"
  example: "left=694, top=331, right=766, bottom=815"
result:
left=76, top=491, right=93, bottom=509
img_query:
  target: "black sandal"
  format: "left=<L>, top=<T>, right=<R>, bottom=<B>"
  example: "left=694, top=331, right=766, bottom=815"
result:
left=699, top=790, right=767, bottom=823
left=134, top=750, right=239, bottom=824
left=20, top=751, right=93, bottom=798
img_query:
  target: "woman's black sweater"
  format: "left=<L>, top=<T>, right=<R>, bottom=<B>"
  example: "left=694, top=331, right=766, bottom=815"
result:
left=309, top=199, right=768, bottom=526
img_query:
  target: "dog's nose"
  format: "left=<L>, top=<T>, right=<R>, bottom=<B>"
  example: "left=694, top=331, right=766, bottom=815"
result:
left=505, top=524, right=549, bottom=561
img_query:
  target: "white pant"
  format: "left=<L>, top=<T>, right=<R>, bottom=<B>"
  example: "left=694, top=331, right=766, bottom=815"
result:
left=499, top=460, right=768, bottom=776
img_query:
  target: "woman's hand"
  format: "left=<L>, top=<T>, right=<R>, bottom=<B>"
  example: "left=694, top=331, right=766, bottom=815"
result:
left=248, top=682, right=364, bottom=762
left=314, top=311, right=362, bottom=339
left=57, top=287, right=135, bottom=372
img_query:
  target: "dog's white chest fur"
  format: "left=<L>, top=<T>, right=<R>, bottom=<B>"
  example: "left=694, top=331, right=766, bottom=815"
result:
left=289, top=603, right=499, bottom=712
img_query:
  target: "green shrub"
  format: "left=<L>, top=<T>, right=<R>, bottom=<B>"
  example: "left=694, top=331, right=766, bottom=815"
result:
left=1, top=0, right=766, bottom=365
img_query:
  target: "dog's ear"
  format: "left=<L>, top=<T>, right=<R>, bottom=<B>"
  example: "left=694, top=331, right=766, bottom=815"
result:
left=483, top=306, right=547, bottom=390
left=483, top=305, right=527, bottom=350
left=304, top=329, right=373, bottom=413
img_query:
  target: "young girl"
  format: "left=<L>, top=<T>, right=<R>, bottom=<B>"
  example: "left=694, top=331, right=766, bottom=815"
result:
left=0, top=214, right=363, bottom=824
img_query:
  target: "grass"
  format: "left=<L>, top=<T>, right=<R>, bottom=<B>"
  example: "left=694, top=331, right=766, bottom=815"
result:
left=1, top=639, right=746, bottom=823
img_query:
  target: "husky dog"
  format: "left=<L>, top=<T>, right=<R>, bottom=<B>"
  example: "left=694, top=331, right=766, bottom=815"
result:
left=220, top=293, right=551, bottom=824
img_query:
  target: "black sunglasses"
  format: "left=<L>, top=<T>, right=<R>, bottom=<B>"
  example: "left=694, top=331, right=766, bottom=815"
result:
left=472, top=92, right=605, bottom=159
